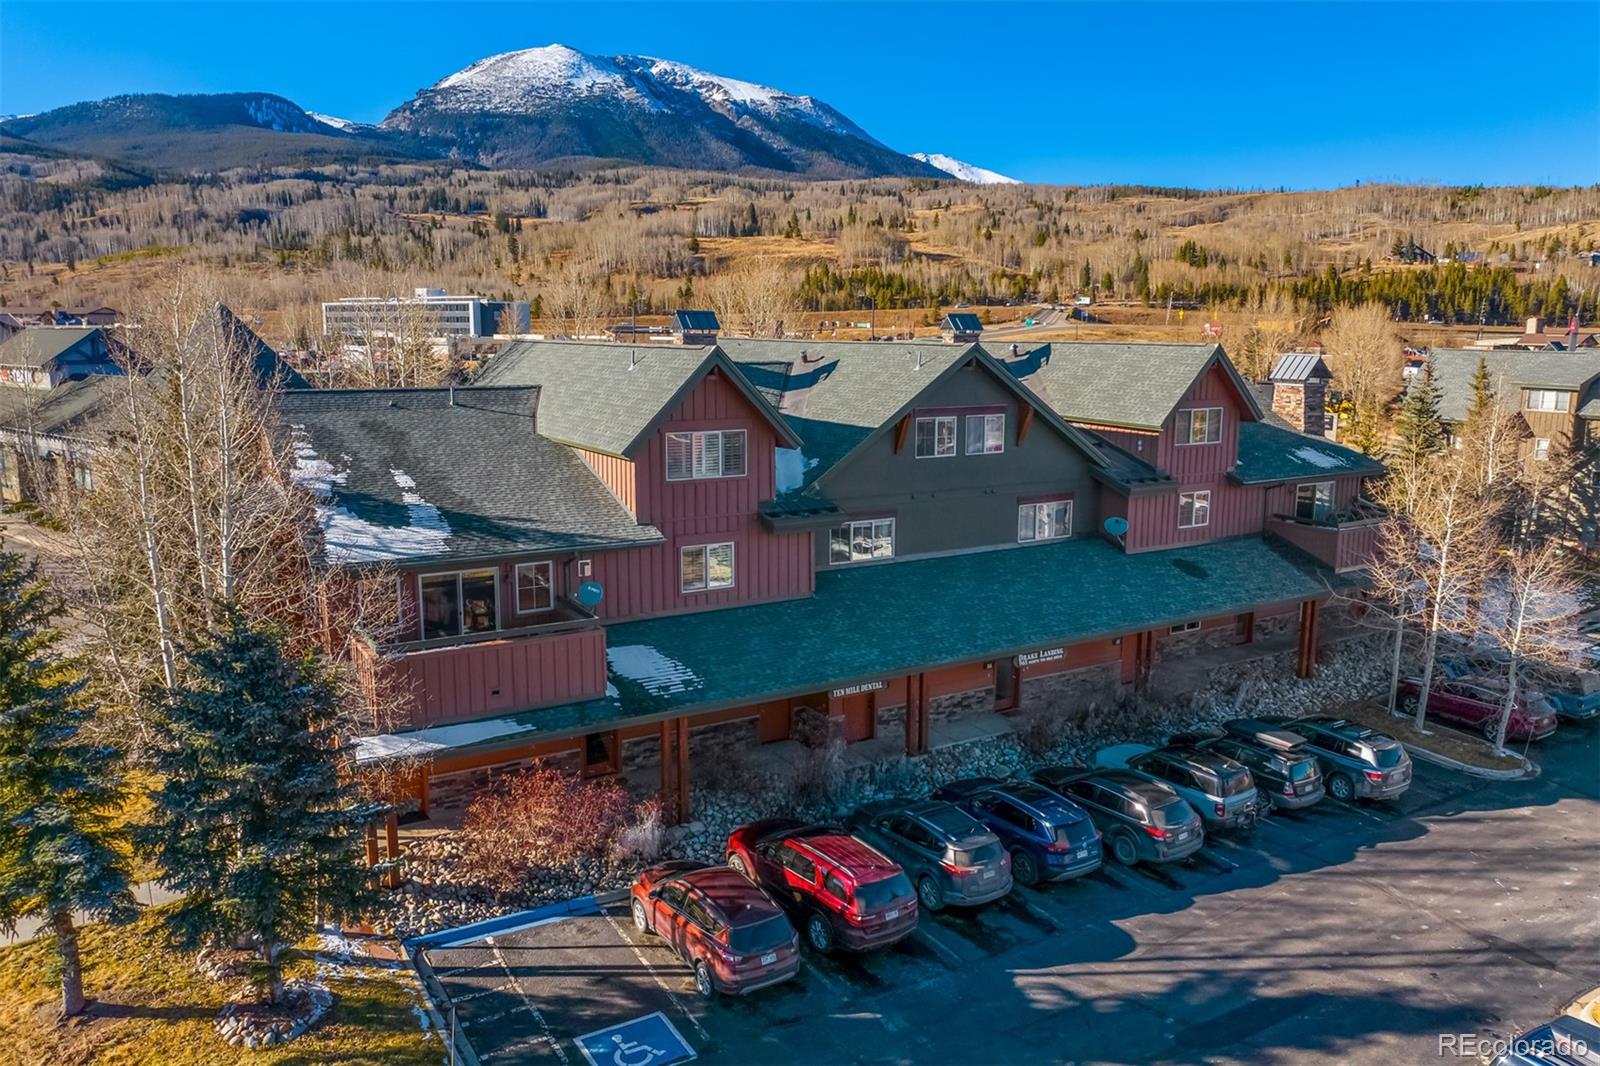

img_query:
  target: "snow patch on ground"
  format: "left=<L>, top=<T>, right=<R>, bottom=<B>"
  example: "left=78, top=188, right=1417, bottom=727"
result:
left=307, top=111, right=358, bottom=131
left=911, top=152, right=1020, bottom=184
left=775, top=447, right=819, bottom=493
left=608, top=644, right=703, bottom=697
left=1290, top=445, right=1351, bottom=469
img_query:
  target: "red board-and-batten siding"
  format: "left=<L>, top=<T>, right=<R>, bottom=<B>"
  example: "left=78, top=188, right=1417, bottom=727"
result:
left=581, top=366, right=813, bottom=622
left=363, top=625, right=608, bottom=729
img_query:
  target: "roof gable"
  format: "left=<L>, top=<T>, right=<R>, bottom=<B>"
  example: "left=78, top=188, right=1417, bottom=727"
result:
left=0, top=326, right=108, bottom=368
left=474, top=341, right=797, bottom=457
left=1426, top=347, right=1600, bottom=423
left=997, top=341, right=1264, bottom=431
left=721, top=338, right=1106, bottom=497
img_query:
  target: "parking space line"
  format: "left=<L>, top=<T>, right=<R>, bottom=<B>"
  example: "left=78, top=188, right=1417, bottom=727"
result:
left=1196, top=847, right=1240, bottom=871
left=1009, top=890, right=1063, bottom=931
left=910, top=922, right=966, bottom=970
left=486, top=935, right=569, bottom=1066
left=600, top=910, right=710, bottom=1044
left=450, top=984, right=509, bottom=1004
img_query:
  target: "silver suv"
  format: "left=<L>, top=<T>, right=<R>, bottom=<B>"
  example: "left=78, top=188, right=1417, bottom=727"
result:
left=1277, top=717, right=1411, bottom=802
left=1097, top=744, right=1260, bottom=830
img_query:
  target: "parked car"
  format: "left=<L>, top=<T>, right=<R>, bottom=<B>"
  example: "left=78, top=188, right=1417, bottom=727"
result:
left=1397, top=676, right=1558, bottom=741
left=630, top=860, right=801, bottom=996
left=1031, top=767, right=1204, bottom=865
left=933, top=777, right=1101, bottom=886
left=1093, top=743, right=1260, bottom=830
left=1271, top=717, right=1412, bottom=801
left=1488, top=1013, right=1600, bottom=1065
left=1524, top=665, right=1600, bottom=721
left=725, top=819, right=916, bottom=954
left=1174, top=722, right=1324, bottom=811
left=845, top=799, right=1012, bottom=911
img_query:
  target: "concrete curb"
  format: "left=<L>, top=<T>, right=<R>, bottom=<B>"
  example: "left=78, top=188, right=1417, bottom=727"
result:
left=404, top=888, right=632, bottom=952
left=1398, top=740, right=1538, bottom=781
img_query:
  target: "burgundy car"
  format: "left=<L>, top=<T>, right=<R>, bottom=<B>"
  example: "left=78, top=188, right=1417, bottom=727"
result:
left=630, top=860, right=801, bottom=997
left=1398, top=677, right=1559, bottom=741
left=726, top=819, right=917, bottom=954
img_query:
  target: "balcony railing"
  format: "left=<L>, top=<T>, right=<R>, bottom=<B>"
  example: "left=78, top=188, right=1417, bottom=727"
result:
left=353, top=601, right=609, bottom=730
left=1266, top=504, right=1386, bottom=573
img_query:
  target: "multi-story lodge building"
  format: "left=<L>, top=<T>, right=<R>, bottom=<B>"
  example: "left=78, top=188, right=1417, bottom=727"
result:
left=284, top=334, right=1384, bottom=822
left=321, top=288, right=531, bottom=342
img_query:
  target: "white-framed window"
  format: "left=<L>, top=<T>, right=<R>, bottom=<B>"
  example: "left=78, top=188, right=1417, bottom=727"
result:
left=419, top=569, right=498, bottom=640
left=830, top=518, right=895, bottom=564
left=965, top=413, right=1005, bottom=455
left=1177, top=407, right=1223, bottom=445
left=914, top=416, right=957, bottom=458
left=1294, top=481, right=1335, bottom=522
left=1534, top=438, right=1551, bottom=461
left=1170, top=620, right=1202, bottom=634
left=665, top=429, right=747, bottom=481
left=1178, top=490, right=1212, bottom=528
left=1525, top=390, right=1571, bottom=413
left=680, top=542, right=734, bottom=592
left=515, top=561, right=554, bottom=613
left=1017, top=499, right=1072, bottom=542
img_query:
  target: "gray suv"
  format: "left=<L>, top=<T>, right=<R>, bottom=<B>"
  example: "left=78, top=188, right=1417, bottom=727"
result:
left=845, top=799, right=1012, bottom=911
left=1099, top=744, right=1260, bottom=831
left=1034, top=767, right=1204, bottom=866
left=1276, top=716, right=1412, bottom=802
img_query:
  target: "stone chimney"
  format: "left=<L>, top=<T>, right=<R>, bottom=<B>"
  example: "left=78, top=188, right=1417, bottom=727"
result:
left=1267, top=353, right=1333, bottom=437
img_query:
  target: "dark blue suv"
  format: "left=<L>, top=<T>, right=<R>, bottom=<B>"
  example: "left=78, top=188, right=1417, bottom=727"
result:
left=933, top=777, right=1101, bottom=886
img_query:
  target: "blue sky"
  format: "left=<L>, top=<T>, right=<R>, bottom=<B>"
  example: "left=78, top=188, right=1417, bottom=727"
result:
left=2, top=1, right=1597, bottom=187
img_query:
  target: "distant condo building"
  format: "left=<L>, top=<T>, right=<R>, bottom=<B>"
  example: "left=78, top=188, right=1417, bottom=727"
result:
left=321, top=288, right=530, bottom=341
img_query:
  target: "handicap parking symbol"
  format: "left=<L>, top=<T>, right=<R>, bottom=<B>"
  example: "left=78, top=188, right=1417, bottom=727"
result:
left=574, top=1012, right=696, bottom=1066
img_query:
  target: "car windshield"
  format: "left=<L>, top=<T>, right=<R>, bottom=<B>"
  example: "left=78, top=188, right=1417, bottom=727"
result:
left=726, top=914, right=792, bottom=955
left=1370, top=744, right=1405, bottom=768
left=854, top=873, right=913, bottom=911
left=1150, top=800, right=1190, bottom=828
left=1287, top=759, right=1318, bottom=781
left=950, top=840, right=1004, bottom=866
left=1218, top=770, right=1253, bottom=797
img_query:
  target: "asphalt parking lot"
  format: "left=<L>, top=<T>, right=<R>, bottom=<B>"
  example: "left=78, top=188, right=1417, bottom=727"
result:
left=421, top=722, right=1598, bottom=1065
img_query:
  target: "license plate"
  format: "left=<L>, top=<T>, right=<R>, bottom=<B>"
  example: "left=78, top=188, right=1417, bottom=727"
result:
left=1076, top=848, right=1090, bottom=859
left=884, top=909, right=899, bottom=920
left=760, top=952, right=777, bottom=965
left=1176, top=831, right=1190, bottom=842
left=982, top=869, right=995, bottom=879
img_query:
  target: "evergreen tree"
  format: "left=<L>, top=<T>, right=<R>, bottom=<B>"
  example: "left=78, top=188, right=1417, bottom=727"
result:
left=0, top=552, right=136, bottom=1019
left=1391, top=357, right=1447, bottom=478
left=138, top=611, right=380, bottom=1003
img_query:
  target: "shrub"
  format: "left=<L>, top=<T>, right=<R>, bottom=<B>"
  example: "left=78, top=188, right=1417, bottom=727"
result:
left=613, top=800, right=664, bottom=864
left=695, top=745, right=764, bottom=796
left=459, top=767, right=636, bottom=892
left=787, top=736, right=849, bottom=812
left=1015, top=704, right=1078, bottom=760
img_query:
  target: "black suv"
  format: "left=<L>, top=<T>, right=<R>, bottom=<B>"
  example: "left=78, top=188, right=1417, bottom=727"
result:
left=1032, top=767, right=1204, bottom=865
left=1176, top=721, right=1325, bottom=811
left=845, top=799, right=1012, bottom=911
left=1272, top=716, right=1412, bottom=802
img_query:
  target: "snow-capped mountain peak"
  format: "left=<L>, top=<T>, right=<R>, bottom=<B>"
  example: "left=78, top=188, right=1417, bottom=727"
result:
left=627, top=56, right=873, bottom=140
left=422, top=44, right=664, bottom=112
left=307, top=111, right=360, bottom=132
left=912, top=152, right=1020, bottom=184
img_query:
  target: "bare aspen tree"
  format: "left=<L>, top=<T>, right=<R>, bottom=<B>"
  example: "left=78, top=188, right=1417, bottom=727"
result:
left=707, top=258, right=799, bottom=337
left=1361, top=510, right=1430, bottom=713
left=1475, top=542, right=1581, bottom=754
left=1322, top=303, right=1402, bottom=444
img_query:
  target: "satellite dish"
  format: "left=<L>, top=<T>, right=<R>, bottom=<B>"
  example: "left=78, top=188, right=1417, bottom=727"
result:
left=574, top=581, right=605, bottom=610
left=1103, top=516, right=1130, bottom=538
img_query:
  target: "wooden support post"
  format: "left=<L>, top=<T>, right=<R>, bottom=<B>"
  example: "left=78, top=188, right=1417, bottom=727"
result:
left=384, top=812, right=401, bottom=890
left=659, top=719, right=680, bottom=826
left=1238, top=611, right=1256, bottom=646
left=1296, top=600, right=1320, bottom=679
left=364, top=821, right=379, bottom=869
left=675, top=717, right=691, bottom=822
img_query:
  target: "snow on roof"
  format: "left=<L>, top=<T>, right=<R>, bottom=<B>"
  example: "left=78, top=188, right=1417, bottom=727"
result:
left=1290, top=445, right=1351, bottom=470
left=607, top=644, right=702, bottom=698
left=290, top=427, right=452, bottom=564
left=775, top=447, right=819, bottom=495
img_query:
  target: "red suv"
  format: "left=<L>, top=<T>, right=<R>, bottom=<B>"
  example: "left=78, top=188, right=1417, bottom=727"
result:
left=726, top=819, right=917, bottom=954
left=630, top=860, right=801, bottom=997
left=1398, top=677, right=1559, bottom=741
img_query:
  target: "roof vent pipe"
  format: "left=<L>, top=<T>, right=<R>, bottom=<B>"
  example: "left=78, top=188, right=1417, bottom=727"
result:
left=448, top=383, right=455, bottom=406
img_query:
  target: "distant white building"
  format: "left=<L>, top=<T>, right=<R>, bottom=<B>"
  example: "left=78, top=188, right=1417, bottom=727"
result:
left=321, top=288, right=530, bottom=341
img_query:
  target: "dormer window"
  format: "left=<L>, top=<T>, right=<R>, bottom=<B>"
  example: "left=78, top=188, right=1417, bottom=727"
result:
left=1525, top=390, right=1571, bottom=413
left=666, top=429, right=747, bottom=480
left=1177, top=407, right=1223, bottom=445
left=914, top=416, right=957, bottom=458
left=965, top=413, right=1006, bottom=455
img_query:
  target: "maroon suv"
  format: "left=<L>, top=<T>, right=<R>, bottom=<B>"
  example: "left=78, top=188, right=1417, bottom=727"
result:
left=630, top=860, right=800, bottom=997
left=1398, top=677, right=1559, bottom=741
left=726, top=819, right=917, bottom=954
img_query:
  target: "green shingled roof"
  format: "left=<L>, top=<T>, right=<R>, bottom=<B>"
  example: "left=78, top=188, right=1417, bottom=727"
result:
left=0, top=326, right=109, bottom=368
left=1232, top=422, right=1383, bottom=485
left=352, top=535, right=1333, bottom=762
left=998, top=342, right=1264, bottom=431
left=1426, top=348, right=1600, bottom=424
left=474, top=341, right=796, bottom=457
left=0, top=374, right=125, bottom=438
